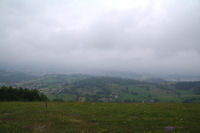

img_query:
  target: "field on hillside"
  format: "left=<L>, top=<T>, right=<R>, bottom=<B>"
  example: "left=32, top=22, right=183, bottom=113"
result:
left=6, top=75, right=200, bottom=103
left=0, top=102, right=200, bottom=133
left=1, top=70, right=199, bottom=103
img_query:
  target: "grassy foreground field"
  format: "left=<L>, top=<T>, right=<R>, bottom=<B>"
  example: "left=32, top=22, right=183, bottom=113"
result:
left=0, top=102, right=200, bottom=133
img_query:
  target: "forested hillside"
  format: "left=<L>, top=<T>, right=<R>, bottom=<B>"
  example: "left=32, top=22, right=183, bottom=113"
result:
left=0, top=86, right=48, bottom=101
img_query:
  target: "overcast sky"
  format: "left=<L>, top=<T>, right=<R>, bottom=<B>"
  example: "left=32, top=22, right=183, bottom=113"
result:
left=0, top=0, right=200, bottom=75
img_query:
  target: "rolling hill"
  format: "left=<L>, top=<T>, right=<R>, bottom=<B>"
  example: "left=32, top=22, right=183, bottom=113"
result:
left=0, top=70, right=200, bottom=103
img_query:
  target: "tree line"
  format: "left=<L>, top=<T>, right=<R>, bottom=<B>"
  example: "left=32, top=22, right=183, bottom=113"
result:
left=0, top=86, right=48, bottom=101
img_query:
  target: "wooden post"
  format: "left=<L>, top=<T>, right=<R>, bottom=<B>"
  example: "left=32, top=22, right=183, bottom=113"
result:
left=45, top=101, right=47, bottom=109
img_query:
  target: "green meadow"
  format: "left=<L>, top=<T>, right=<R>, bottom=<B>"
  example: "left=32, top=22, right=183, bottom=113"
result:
left=0, top=102, right=200, bottom=133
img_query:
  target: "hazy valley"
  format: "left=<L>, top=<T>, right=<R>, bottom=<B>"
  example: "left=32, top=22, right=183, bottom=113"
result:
left=1, top=69, right=199, bottom=103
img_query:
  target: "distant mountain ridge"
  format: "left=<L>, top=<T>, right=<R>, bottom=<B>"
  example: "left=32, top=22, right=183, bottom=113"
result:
left=0, top=69, right=37, bottom=83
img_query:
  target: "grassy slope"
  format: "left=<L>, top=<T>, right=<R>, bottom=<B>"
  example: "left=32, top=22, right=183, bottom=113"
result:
left=0, top=102, right=200, bottom=133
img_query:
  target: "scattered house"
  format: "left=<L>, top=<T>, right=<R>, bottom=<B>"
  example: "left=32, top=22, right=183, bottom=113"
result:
left=150, top=99, right=155, bottom=103
left=79, top=97, right=86, bottom=102
left=99, top=97, right=109, bottom=102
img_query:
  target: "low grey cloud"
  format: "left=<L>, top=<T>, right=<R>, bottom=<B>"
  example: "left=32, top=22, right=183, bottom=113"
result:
left=0, top=0, right=200, bottom=75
